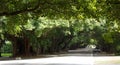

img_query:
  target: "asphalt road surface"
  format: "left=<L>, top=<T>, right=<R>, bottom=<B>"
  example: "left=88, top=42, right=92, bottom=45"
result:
left=0, top=53, right=120, bottom=65
left=0, top=48, right=120, bottom=65
left=0, top=55, right=94, bottom=65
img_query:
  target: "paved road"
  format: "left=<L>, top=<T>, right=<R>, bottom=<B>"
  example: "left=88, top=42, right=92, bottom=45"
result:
left=0, top=55, right=93, bottom=65
left=0, top=53, right=120, bottom=65
left=0, top=48, right=120, bottom=65
left=94, top=56, right=120, bottom=65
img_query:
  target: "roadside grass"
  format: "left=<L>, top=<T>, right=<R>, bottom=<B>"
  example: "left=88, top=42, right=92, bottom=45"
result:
left=1, top=53, right=12, bottom=57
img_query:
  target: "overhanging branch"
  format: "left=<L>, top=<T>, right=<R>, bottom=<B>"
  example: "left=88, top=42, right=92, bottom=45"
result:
left=0, top=0, right=41, bottom=16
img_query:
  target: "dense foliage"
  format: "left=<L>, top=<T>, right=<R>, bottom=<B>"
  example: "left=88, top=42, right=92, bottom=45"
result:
left=0, top=0, right=120, bottom=56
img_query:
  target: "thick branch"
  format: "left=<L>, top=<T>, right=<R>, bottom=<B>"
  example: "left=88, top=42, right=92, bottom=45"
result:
left=0, top=1, right=41, bottom=16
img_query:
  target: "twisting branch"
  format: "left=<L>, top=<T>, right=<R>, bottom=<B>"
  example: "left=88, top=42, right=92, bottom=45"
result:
left=0, top=0, right=41, bottom=16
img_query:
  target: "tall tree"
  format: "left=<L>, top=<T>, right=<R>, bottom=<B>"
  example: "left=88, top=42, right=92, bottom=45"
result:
left=0, top=0, right=119, bottom=56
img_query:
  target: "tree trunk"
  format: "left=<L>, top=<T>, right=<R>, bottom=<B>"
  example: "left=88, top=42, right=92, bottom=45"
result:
left=11, top=36, right=17, bottom=57
left=0, top=39, right=5, bottom=57
left=4, top=33, right=32, bottom=57
left=0, top=49, right=1, bottom=57
left=0, top=53, right=1, bottom=57
left=0, top=43, right=2, bottom=57
left=24, top=37, right=30, bottom=56
left=12, top=37, right=31, bottom=57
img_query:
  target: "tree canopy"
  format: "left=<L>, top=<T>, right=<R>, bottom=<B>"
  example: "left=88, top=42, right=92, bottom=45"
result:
left=0, top=0, right=107, bottom=18
left=0, top=0, right=120, bottom=57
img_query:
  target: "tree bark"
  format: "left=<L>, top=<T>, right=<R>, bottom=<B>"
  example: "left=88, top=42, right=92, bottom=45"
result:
left=11, top=37, right=31, bottom=57
left=24, top=37, right=30, bottom=56
left=0, top=39, right=5, bottom=57
left=0, top=41, right=2, bottom=57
